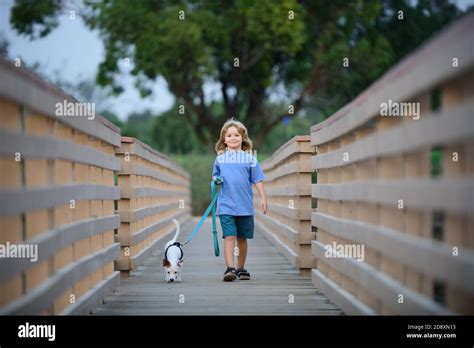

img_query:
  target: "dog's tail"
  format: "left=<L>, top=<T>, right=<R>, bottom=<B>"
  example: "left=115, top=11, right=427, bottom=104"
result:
left=171, top=218, right=180, bottom=242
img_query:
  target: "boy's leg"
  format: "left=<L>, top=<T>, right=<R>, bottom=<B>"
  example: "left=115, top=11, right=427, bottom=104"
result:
left=237, top=237, right=248, bottom=269
left=224, top=236, right=236, bottom=268
left=235, top=215, right=253, bottom=269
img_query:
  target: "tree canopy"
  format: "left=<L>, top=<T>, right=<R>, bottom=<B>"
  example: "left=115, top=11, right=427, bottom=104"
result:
left=10, top=0, right=463, bottom=151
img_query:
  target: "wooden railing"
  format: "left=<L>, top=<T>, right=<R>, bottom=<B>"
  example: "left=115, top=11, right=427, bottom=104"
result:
left=1, top=12, right=472, bottom=317
left=310, top=12, right=474, bottom=315
left=0, top=56, right=121, bottom=314
left=254, top=136, right=314, bottom=272
left=0, top=56, right=191, bottom=314
left=115, top=137, right=191, bottom=274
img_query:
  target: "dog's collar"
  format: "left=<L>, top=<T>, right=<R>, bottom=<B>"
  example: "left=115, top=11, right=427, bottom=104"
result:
left=165, top=242, right=184, bottom=261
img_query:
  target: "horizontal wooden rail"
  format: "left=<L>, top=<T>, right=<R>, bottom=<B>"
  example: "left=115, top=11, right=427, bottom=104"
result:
left=312, top=100, right=474, bottom=170
left=0, top=185, right=120, bottom=215
left=310, top=12, right=474, bottom=315
left=312, top=241, right=453, bottom=315
left=0, top=56, right=121, bottom=147
left=312, top=180, right=473, bottom=215
left=0, top=243, right=120, bottom=315
left=0, top=56, right=192, bottom=314
left=0, top=215, right=120, bottom=283
left=312, top=212, right=474, bottom=293
left=0, top=77, right=121, bottom=314
left=312, top=269, right=376, bottom=315
left=116, top=136, right=190, bottom=180
left=0, top=130, right=121, bottom=171
left=255, top=135, right=315, bottom=272
left=116, top=137, right=191, bottom=274
left=310, top=12, right=474, bottom=145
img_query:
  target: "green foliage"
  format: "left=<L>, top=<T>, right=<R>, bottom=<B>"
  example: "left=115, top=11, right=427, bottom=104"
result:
left=431, top=148, right=443, bottom=178
left=171, top=153, right=215, bottom=215
left=104, top=105, right=208, bottom=156
left=259, top=115, right=313, bottom=154
left=9, top=0, right=465, bottom=153
left=10, top=0, right=62, bottom=38
left=151, top=106, right=208, bottom=154
left=121, top=110, right=155, bottom=146
left=376, top=0, right=462, bottom=62
left=101, top=110, right=124, bottom=129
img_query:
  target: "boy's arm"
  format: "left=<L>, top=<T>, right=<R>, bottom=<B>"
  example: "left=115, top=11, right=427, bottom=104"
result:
left=254, top=181, right=267, bottom=214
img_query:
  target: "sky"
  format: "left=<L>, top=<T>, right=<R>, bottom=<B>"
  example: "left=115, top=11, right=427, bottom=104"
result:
left=1, top=0, right=473, bottom=121
left=0, top=0, right=175, bottom=120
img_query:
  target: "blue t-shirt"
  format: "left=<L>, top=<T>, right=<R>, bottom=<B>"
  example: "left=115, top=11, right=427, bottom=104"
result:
left=212, top=150, right=265, bottom=216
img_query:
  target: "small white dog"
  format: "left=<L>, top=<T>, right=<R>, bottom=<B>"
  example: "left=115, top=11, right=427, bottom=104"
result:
left=163, top=219, right=184, bottom=283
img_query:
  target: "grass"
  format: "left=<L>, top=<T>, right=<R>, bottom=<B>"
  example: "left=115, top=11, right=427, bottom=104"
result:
left=171, top=153, right=214, bottom=216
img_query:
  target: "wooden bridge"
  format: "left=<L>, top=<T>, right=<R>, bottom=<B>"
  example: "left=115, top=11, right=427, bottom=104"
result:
left=0, top=12, right=473, bottom=316
left=92, top=217, right=341, bottom=315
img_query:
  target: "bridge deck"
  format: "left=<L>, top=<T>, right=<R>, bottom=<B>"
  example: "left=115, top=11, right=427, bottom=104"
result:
left=91, top=217, right=342, bottom=315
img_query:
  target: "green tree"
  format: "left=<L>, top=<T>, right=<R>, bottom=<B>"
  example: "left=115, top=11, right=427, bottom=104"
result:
left=152, top=105, right=207, bottom=154
left=121, top=110, right=155, bottom=145
left=376, top=0, right=462, bottom=62
left=101, top=110, right=124, bottom=129
left=10, top=0, right=464, bottom=151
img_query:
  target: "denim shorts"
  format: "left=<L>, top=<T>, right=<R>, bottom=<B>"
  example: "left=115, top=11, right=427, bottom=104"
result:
left=219, top=214, right=254, bottom=239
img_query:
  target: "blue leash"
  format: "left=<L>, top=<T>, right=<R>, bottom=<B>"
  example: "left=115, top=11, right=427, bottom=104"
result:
left=181, top=176, right=223, bottom=256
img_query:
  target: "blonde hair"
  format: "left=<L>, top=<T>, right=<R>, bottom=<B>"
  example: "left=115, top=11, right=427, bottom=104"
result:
left=215, top=119, right=253, bottom=154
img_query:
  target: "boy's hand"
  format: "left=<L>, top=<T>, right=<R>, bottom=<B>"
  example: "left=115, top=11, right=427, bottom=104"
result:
left=260, top=198, right=267, bottom=214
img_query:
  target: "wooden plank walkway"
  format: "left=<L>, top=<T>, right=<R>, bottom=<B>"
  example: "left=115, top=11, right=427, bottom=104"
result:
left=91, top=217, right=342, bottom=315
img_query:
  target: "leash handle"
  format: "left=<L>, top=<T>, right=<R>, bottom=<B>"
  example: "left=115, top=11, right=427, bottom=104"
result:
left=211, top=176, right=222, bottom=257
left=182, top=176, right=223, bottom=249
left=213, top=175, right=223, bottom=185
